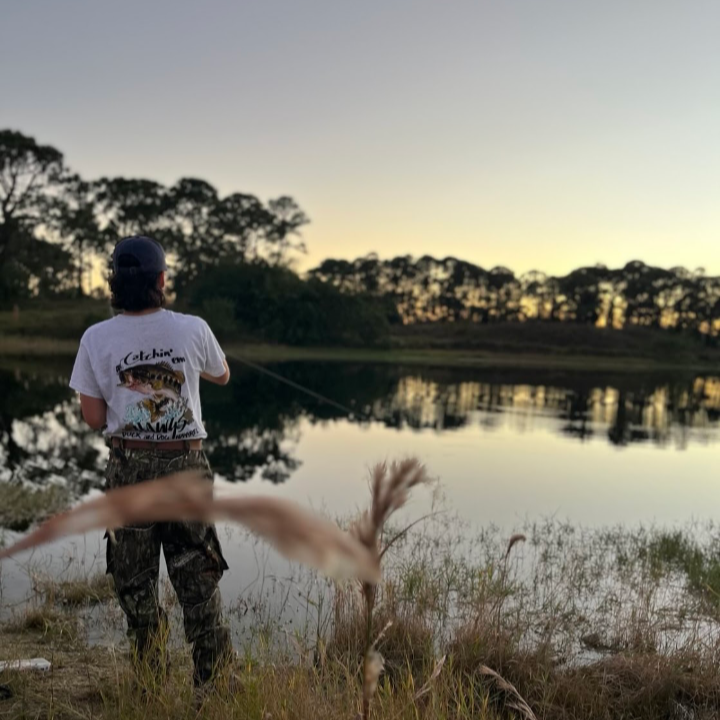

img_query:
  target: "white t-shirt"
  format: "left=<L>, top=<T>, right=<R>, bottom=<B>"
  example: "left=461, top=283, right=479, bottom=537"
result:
left=69, top=309, right=226, bottom=442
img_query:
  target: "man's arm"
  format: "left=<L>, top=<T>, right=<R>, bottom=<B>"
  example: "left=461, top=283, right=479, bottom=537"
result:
left=70, top=337, right=106, bottom=427
left=200, top=358, right=230, bottom=386
left=79, top=394, right=108, bottom=430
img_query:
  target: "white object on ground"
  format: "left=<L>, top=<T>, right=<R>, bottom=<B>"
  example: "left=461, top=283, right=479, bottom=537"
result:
left=0, top=658, right=52, bottom=673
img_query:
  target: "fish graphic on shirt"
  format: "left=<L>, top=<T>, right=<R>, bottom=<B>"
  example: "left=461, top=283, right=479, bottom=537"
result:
left=118, top=361, right=194, bottom=428
left=117, top=362, right=185, bottom=401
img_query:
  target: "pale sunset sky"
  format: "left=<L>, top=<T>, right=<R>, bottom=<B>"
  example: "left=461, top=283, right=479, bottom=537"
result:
left=2, top=0, right=719, bottom=277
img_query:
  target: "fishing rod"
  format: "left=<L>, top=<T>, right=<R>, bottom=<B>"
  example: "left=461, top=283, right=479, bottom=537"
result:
left=226, top=352, right=374, bottom=423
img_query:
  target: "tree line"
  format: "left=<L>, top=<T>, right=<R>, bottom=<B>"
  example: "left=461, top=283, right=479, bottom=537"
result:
left=309, top=255, right=720, bottom=339
left=0, top=128, right=393, bottom=346
left=0, top=128, right=309, bottom=302
left=3, top=128, right=719, bottom=345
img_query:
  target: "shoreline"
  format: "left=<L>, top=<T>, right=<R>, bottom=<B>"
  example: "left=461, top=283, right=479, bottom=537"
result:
left=2, top=519, right=720, bottom=720
left=0, top=334, right=717, bottom=374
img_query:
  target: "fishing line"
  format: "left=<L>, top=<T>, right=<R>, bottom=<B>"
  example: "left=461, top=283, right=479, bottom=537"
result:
left=227, top=353, right=373, bottom=422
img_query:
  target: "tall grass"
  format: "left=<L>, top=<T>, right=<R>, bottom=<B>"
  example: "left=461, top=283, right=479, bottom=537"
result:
left=4, top=464, right=720, bottom=717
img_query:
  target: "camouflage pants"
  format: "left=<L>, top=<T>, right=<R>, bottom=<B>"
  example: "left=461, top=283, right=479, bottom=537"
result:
left=104, top=447, right=233, bottom=686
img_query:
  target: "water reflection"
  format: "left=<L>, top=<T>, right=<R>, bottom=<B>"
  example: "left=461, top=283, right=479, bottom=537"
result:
left=0, top=361, right=718, bottom=507
left=0, top=367, right=105, bottom=491
left=373, top=372, right=720, bottom=449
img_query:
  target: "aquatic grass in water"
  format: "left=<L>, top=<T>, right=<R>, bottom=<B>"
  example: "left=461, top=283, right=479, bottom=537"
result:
left=0, top=482, right=70, bottom=533
left=642, top=529, right=720, bottom=606
left=4, top=604, right=80, bottom=643
left=33, top=570, right=115, bottom=607
left=5, top=467, right=720, bottom=717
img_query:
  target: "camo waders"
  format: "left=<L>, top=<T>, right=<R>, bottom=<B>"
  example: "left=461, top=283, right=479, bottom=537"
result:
left=104, top=445, right=233, bottom=687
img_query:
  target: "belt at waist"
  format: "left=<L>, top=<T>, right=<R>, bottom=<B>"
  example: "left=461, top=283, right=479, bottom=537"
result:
left=111, top=438, right=203, bottom=451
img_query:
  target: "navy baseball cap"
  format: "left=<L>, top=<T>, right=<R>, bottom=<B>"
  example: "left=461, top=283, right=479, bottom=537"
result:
left=112, top=235, right=167, bottom=273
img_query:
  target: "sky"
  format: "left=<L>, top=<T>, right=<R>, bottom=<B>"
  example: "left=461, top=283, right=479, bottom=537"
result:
left=2, top=0, right=719, bottom=277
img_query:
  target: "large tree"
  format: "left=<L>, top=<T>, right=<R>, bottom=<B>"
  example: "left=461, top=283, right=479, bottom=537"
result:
left=167, top=180, right=309, bottom=291
left=0, top=130, right=74, bottom=303
left=94, top=174, right=310, bottom=293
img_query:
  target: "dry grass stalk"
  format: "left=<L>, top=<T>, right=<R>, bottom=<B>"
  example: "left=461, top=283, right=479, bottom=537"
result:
left=352, top=458, right=432, bottom=720
left=478, top=665, right=538, bottom=720
left=0, top=471, right=380, bottom=584
left=354, top=459, right=431, bottom=552
left=492, top=532, right=528, bottom=632
left=371, top=619, right=394, bottom=649
left=0, top=472, right=211, bottom=560
left=504, top=533, right=526, bottom=560
left=362, top=650, right=385, bottom=708
left=209, top=494, right=380, bottom=583
left=412, top=654, right=447, bottom=701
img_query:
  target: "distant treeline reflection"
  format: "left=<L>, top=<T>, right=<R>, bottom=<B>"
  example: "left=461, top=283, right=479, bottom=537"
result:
left=0, top=363, right=718, bottom=498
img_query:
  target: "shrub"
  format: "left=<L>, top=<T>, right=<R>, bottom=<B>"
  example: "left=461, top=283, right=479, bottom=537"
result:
left=184, top=261, right=391, bottom=347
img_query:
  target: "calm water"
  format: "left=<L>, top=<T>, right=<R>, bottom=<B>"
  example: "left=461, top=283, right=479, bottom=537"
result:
left=2, top=359, right=720, bottom=525
left=1, top=358, right=720, bottom=615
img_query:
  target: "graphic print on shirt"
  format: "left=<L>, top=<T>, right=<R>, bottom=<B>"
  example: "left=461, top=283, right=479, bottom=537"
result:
left=115, top=350, right=197, bottom=439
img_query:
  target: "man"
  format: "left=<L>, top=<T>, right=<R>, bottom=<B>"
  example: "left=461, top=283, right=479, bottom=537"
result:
left=69, top=235, right=235, bottom=697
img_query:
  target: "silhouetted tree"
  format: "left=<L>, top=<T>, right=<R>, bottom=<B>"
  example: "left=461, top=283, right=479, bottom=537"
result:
left=4, top=127, right=720, bottom=345
left=92, top=174, right=310, bottom=293
left=93, top=176, right=173, bottom=243
left=183, top=261, right=391, bottom=347
left=311, top=254, right=720, bottom=339
left=0, top=130, right=75, bottom=303
left=166, top=179, right=309, bottom=292
left=55, top=176, right=105, bottom=296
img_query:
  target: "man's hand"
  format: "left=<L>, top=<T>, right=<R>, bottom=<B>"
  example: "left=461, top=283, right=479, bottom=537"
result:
left=201, top=359, right=230, bottom=386
left=79, top=394, right=108, bottom=430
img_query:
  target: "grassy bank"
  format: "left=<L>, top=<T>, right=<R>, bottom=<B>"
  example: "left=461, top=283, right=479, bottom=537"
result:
left=0, top=335, right=717, bottom=374
left=4, top=513, right=720, bottom=719
left=1, top=301, right=719, bottom=372
left=225, top=343, right=718, bottom=373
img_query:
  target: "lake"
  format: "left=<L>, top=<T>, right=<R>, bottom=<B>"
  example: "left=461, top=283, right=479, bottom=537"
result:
left=1, top=357, right=719, bottom=635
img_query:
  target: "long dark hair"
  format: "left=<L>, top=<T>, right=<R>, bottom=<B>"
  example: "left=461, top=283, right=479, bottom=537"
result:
left=109, top=256, right=165, bottom=312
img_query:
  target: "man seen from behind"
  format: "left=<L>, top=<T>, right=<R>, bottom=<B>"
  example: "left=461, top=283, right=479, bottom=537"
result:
left=69, top=235, right=235, bottom=700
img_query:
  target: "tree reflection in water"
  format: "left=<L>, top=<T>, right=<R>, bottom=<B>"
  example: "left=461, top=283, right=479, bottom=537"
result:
left=0, top=362, right=718, bottom=505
